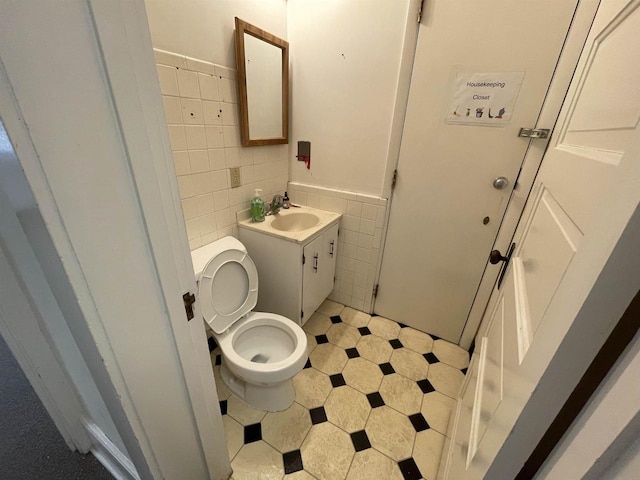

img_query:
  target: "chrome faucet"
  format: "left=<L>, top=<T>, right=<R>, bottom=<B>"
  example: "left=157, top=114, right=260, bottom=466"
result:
left=266, top=194, right=284, bottom=215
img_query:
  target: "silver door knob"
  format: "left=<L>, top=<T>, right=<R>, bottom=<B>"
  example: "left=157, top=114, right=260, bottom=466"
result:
left=493, top=177, right=509, bottom=190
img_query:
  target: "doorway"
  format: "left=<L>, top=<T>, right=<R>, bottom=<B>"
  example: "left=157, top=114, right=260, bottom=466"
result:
left=375, top=0, right=581, bottom=343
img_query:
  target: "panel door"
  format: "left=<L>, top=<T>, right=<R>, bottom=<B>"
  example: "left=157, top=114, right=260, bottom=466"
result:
left=319, top=223, right=339, bottom=300
left=375, top=0, right=579, bottom=342
left=445, top=1, right=640, bottom=478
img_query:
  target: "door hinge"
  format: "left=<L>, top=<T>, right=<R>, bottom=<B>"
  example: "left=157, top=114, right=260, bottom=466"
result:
left=302, top=253, right=305, bottom=265
left=518, top=128, right=550, bottom=139
left=391, top=170, right=398, bottom=190
left=183, top=292, right=196, bottom=321
left=301, top=310, right=304, bottom=319
left=418, top=0, right=427, bottom=23
left=373, top=284, right=379, bottom=297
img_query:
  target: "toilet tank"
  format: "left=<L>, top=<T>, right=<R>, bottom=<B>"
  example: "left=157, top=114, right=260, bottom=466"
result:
left=190, top=236, right=248, bottom=279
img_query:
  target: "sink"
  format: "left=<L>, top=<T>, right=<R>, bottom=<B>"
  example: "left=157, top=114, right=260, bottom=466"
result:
left=270, top=212, right=320, bottom=232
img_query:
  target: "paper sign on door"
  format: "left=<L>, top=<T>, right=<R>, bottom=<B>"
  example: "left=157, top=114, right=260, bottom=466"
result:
left=445, top=72, right=525, bottom=126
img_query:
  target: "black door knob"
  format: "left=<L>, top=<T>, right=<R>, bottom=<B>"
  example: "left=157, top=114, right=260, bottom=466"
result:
left=489, top=250, right=509, bottom=264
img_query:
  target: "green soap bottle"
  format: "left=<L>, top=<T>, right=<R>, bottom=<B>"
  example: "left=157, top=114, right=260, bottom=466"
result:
left=250, top=189, right=265, bottom=222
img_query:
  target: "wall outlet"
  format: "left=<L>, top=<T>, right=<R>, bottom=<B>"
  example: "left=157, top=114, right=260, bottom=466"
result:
left=229, top=167, right=241, bottom=188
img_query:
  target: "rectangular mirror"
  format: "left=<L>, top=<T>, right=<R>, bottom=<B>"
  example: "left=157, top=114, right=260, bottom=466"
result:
left=235, top=18, right=289, bottom=146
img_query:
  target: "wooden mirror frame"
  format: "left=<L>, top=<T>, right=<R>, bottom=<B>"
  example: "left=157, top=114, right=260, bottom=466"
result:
left=235, top=17, right=289, bottom=146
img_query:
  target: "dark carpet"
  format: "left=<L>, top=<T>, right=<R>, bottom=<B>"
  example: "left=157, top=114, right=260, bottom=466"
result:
left=0, top=334, right=113, bottom=479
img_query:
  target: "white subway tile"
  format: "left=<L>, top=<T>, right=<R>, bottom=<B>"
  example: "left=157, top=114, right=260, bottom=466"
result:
left=351, top=298, right=365, bottom=311
left=240, top=148, right=253, bottom=166
left=361, top=203, right=378, bottom=221
left=360, top=219, right=375, bottom=235
left=168, top=125, right=187, bottom=150
left=342, top=257, right=356, bottom=272
left=188, top=149, right=209, bottom=173
left=154, top=49, right=187, bottom=69
left=224, top=147, right=241, bottom=168
left=343, top=230, right=358, bottom=246
left=343, top=215, right=360, bottom=232
left=356, top=247, right=372, bottom=264
left=222, top=103, right=240, bottom=126
left=254, top=164, right=267, bottom=182
left=156, top=65, right=179, bottom=96
left=358, top=233, right=373, bottom=249
left=228, top=186, right=244, bottom=207
left=376, top=205, right=386, bottom=227
left=185, top=218, right=200, bottom=240
left=208, top=148, right=226, bottom=171
left=198, top=213, right=217, bottom=236
left=200, top=231, right=219, bottom=246
left=186, top=57, right=215, bottom=74
left=192, top=172, right=213, bottom=196
left=215, top=208, right=234, bottom=229
left=206, top=126, right=225, bottom=149
left=373, top=228, right=383, bottom=248
left=181, top=197, right=198, bottom=220
left=198, top=73, right=219, bottom=101
left=215, top=65, right=237, bottom=79
left=177, top=69, right=201, bottom=98
left=220, top=78, right=238, bottom=103
left=223, top=126, right=241, bottom=147
left=355, top=261, right=369, bottom=277
left=177, top=175, right=195, bottom=199
left=185, top=125, right=207, bottom=149
left=331, top=197, right=347, bottom=214
left=241, top=165, right=255, bottom=184
left=162, top=95, right=182, bottom=123
left=352, top=286, right=365, bottom=301
left=211, top=170, right=228, bottom=191
left=172, top=150, right=190, bottom=176
left=181, top=98, right=204, bottom=125
left=337, top=190, right=358, bottom=201
left=214, top=190, right=230, bottom=210
left=347, top=200, right=362, bottom=217
left=202, top=101, right=222, bottom=125
left=188, top=238, right=202, bottom=250
left=195, top=193, right=215, bottom=216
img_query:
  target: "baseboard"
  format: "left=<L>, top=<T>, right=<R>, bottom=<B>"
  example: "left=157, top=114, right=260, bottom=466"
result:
left=82, top=419, right=141, bottom=480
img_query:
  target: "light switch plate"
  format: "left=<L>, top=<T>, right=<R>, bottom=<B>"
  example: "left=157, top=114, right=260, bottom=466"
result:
left=230, top=167, right=241, bottom=188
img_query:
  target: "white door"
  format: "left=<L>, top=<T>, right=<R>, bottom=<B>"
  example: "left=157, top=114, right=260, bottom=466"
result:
left=376, top=0, right=579, bottom=342
left=445, top=1, right=640, bottom=477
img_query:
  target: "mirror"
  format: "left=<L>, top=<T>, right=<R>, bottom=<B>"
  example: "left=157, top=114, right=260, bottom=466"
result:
left=235, top=18, right=289, bottom=146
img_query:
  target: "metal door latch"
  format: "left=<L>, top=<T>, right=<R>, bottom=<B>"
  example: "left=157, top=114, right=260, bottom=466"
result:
left=518, top=128, right=550, bottom=139
left=183, top=292, right=196, bottom=321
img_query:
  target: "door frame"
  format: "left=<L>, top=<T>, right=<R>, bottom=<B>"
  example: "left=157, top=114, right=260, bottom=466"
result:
left=375, top=0, right=601, bottom=348
left=0, top=1, right=229, bottom=478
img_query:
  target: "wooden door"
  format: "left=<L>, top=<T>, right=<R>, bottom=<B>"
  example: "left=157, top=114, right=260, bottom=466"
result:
left=375, top=0, right=579, bottom=342
left=445, top=1, right=640, bottom=477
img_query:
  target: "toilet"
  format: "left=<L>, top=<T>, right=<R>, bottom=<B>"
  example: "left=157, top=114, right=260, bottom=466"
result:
left=191, top=236, right=307, bottom=412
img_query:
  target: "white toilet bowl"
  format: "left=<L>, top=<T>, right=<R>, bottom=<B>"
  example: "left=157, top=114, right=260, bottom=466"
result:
left=192, top=236, right=307, bottom=412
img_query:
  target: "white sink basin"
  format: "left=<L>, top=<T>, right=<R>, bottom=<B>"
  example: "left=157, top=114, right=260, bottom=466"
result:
left=270, top=212, right=320, bottom=232
left=237, top=205, right=342, bottom=244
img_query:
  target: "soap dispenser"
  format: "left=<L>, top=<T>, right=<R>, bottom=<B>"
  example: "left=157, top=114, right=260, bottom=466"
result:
left=250, top=189, right=265, bottom=222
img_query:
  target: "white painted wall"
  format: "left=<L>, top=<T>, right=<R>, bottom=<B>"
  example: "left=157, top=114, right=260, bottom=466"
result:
left=288, top=0, right=413, bottom=196
left=145, top=0, right=287, bottom=67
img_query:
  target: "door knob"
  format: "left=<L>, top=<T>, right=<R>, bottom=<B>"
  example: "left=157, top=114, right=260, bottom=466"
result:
left=489, top=250, right=508, bottom=264
left=493, top=176, right=509, bottom=190
left=489, top=243, right=516, bottom=289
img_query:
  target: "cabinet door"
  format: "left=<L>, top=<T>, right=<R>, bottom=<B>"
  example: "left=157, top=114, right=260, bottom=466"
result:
left=319, top=223, right=339, bottom=298
left=302, top=235, right=324, bottom=324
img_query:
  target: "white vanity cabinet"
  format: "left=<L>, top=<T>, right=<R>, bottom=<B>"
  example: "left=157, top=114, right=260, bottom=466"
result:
left=238, top=212, right=340, bottom=326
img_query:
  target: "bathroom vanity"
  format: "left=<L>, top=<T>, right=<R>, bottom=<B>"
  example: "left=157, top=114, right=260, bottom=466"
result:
left=238, top=206, right=341, bottom=326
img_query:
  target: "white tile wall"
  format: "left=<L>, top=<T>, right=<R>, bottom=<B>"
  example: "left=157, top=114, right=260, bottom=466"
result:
left=155, top=49, right=289, bottom=250
left=287, top=182, right=388, bottom=313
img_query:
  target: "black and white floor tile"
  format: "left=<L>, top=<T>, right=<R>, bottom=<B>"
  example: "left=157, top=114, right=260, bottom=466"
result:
left=209, top=301, right=469, bottom=480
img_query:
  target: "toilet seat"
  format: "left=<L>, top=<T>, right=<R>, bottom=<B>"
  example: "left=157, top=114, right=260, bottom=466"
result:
left=199, top=247, right=258, bottom=334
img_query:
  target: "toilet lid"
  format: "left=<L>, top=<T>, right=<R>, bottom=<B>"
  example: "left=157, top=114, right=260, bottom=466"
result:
left=199, top=248, right=258, bottom=334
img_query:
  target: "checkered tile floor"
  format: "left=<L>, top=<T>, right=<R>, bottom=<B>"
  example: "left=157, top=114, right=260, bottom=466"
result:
left=209, top=301, right=469, bottom=480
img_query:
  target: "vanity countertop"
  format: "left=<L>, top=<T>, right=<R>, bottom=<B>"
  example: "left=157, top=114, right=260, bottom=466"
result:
left=237, top=205, right=342, bottom=244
